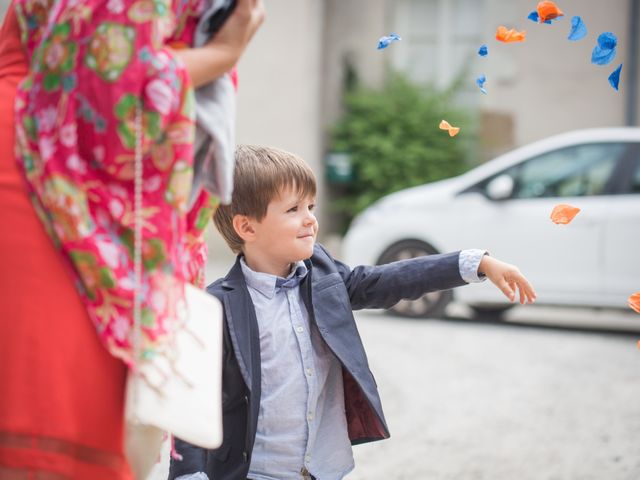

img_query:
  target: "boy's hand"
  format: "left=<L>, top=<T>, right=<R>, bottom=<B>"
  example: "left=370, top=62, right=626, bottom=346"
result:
left=478, top=255, right=537, bottom=304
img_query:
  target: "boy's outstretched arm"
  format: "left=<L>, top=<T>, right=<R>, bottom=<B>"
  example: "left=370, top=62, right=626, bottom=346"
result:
left=478, top=255, right=537, bottom=304
left=323, top=244, right=466, bottom=311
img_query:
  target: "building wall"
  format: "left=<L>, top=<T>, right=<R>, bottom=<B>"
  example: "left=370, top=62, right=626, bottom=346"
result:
left=235, top=0, right=325, bottom=201
left=322, top=0, right=639, bottom=161
left=481, top=0, right=634, bottom=146
left=322, top=0, right=389, bottom=127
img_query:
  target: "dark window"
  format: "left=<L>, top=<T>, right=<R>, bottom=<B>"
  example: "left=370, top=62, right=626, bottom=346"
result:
left=469, top=143, right=628, bottom=199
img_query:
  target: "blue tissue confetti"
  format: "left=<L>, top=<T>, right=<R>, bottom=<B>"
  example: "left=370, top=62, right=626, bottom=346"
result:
left=592, top=48, right=617, bottom=65
left=596, top=31, right=617, bottom=49
left=568, top=16, right=587, bottom=41
left=527, top=10, right=553, bottom=24
left=377, top=33, right=401, bottom=50
left=608, top=64, right=622, bottom=90
left=476, top=74, right=487, bottom=94
left=478, top=44, right=488, bottom=57
left=591, top=32, right=618, bottom=65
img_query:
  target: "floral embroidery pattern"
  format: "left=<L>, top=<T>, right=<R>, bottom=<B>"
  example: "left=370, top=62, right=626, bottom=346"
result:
left=14, top=0, right=212, bottom=364
left=85, top=22, right=135, bottom=82
left=41, top=22, right=77, bottom=91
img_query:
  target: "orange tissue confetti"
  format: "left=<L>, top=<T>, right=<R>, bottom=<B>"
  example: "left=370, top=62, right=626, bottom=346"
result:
left=496, top=26, right=527, bottom=43
left=550, top=204, right=580, bottom=224
left=439, top=120, right=460, bottom=137
left=537, top=1, right=564, bottom=23
left=628, top=292, right=640, bottom=314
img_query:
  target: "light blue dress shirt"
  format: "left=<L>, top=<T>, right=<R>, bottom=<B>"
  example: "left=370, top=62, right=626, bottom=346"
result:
left=241, top=258, right=354, bottom=480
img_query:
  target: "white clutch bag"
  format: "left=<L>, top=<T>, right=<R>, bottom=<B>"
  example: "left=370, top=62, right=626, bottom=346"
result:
left=125, top=283, right=223, bottom=446
left=125, top=284, right=224, bottom=479
left=124, top=105, right=224, bottom=479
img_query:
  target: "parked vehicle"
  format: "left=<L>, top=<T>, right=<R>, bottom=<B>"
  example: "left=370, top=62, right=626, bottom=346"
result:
left=342, top=128, right=640, bottom=318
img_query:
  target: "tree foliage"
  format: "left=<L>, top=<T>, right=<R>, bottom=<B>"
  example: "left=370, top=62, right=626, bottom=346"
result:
left=329, top=74, right=474, bottom=228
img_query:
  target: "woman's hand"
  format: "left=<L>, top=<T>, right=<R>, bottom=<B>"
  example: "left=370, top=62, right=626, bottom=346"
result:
left=208, top=0, right=265, bottom=63
left=173, top=0, right=265, bottom=88
left=478, top=255, right=537, bottom=304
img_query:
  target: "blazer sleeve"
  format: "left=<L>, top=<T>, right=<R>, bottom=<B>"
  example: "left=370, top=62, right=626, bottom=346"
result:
left=318, top=244, right=467, bottom=311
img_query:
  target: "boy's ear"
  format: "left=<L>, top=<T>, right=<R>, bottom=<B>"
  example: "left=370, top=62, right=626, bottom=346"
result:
left=232, top=214, right=257, bottom=242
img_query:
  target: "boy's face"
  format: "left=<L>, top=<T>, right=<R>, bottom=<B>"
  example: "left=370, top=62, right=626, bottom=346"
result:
left=249, top=186, right=318, bottom=270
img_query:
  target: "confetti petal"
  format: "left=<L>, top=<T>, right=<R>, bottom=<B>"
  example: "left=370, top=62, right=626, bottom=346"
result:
left=527, top=11, right=540, bottom=22
left=591, top=32, right=618, bottom=65
left=476, top=74, right=487, bottom=94
left=608, top=63, right=622, bottom=90
left=439, top=120, right=460, bottom=137
left=478, top=44, right=488, bottom=57
left=537, top=1, right=564, bottom=23
left=592, top=48, right=617, bottom=65
left=528, top=10, right=554, bottom=23
left=596, top=31, right=618, bottom=50
left=377, top=33, right=402, bottom=50
left=496, top=26, right=527, bottom=43
left=567, top=16, right=587, bottom=41
left=550, top=204, right=580, bottom=224
left=628, top=292, right=640, bottom=313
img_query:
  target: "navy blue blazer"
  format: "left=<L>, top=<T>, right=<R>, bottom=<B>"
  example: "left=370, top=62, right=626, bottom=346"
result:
left=169, top=244, right=466, bottom=480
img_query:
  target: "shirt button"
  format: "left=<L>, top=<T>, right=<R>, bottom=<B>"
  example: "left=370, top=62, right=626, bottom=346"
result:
left=307, top=412, right=314, bottom=421
left=306, top=368, right=313, bottom=376
left=305, top=454, right=311, bottom=462
left=296, top=326, right=304, bottom=333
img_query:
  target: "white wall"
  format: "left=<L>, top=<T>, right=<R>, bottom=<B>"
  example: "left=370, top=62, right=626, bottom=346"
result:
left=322, top=0, right=389, bottom=127
left=234, top=0, right=328, bottom=234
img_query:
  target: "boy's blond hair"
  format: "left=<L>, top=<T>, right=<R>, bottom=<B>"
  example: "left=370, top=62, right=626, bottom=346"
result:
left=213, top=145, right=317, bottom=254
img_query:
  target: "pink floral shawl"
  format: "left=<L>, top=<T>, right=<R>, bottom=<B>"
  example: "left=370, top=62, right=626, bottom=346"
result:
left=13, top=0, right=216, bottom=363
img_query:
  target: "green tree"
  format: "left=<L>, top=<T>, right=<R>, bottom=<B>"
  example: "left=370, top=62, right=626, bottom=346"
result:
left=329, top=73, right=475, bottom=230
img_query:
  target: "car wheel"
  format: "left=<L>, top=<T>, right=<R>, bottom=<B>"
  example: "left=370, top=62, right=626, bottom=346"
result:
left=377, top=240, right=452, bottom=319
left=470, top=305, right=514, bottom=320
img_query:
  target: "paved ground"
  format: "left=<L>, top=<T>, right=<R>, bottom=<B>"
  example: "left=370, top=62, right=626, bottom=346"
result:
left=348, top=310, right=640, bottom=480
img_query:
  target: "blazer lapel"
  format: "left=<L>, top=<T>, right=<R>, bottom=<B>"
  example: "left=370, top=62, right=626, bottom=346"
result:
left=221, top=259, right=261, bottom=394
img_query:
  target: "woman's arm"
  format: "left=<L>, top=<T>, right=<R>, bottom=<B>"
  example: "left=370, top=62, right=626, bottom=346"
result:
left=172, top=0, right=265, bottom=88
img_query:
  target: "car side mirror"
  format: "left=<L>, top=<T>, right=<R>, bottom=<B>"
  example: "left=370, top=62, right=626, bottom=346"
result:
left=486, top=174, right=514, bottom=200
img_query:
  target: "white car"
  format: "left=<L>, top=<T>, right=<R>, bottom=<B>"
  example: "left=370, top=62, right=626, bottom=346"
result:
left=342, top=128, right=640, bottom=318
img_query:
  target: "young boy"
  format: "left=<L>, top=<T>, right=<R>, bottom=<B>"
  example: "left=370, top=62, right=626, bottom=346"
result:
left=169, top=145, right=536, bottom=480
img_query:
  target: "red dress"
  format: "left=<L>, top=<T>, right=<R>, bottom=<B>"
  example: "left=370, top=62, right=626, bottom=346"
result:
left=0, top=5, right=132, bottom=478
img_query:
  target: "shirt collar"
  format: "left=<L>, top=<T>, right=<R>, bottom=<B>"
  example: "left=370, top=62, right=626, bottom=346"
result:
left=240, top=257, right=308, bottom=299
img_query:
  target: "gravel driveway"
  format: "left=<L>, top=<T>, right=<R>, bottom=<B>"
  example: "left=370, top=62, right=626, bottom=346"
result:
left=349, top=309, right=640, bottom=480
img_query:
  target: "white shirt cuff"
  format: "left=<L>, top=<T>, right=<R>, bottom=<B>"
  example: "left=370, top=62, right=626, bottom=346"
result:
left=459, top=249, right=488, bottom=283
